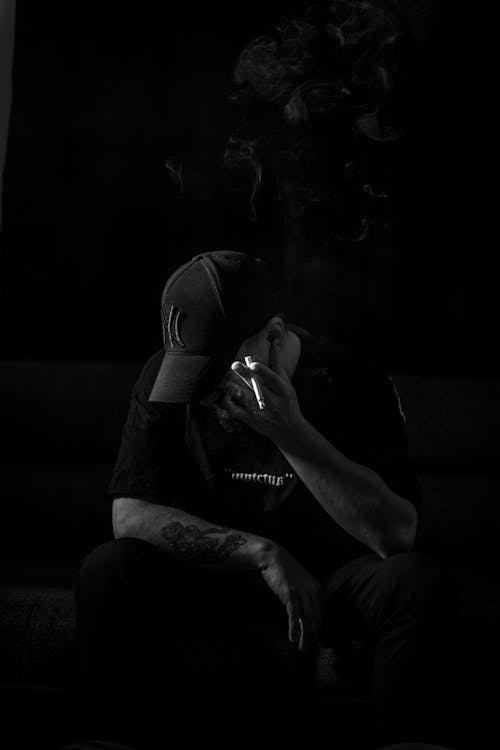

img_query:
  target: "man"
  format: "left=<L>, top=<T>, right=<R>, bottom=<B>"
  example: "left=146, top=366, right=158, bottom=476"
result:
left=76, top=251, right=460, bottom=748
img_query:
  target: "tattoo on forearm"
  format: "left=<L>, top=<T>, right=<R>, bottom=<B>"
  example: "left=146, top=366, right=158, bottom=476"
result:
left=160, top=522, right=247, bottom=563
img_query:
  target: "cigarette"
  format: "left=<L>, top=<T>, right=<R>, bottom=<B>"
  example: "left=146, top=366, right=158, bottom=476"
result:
left=244, top=356, right=265, bottom=410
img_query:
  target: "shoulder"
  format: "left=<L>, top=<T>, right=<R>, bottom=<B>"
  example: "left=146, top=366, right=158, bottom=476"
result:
left=291, top=324, right=403, bottom=424
left=291, top=323, right=379, bottom=392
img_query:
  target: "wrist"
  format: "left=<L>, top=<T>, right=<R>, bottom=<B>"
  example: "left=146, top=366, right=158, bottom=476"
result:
left=274, top=412, right=310, bottom=453
left=250, top=537, right=280, bottom=571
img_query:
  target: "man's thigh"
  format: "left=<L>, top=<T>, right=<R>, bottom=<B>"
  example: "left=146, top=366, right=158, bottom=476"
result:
left=320, top=550, right=461, bottom=651
left=78, top=538, right=293, bottom=689
left=79, top=536, right=284, bottom=621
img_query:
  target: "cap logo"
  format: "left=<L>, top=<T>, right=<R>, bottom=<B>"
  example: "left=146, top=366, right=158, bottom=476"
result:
left=162, top=304, right=186, bottom=348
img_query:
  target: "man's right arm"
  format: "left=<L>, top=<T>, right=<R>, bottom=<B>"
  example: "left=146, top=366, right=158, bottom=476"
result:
left=112, top=496, right=324, bottom=651
left=112, top=496, right=274, bottom=571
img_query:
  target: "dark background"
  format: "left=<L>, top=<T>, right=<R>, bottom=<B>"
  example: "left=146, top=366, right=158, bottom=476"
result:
left=0, top=1, right=486, bottom=374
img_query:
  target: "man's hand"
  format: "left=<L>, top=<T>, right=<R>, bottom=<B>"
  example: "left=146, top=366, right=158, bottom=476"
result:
left=226, top=338, right=304, bottom=444
left=258, top=543, right=324, bottom=652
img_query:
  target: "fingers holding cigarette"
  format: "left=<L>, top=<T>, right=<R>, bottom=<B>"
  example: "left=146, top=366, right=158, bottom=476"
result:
left=244, top=356, right=266, bottom=410
left=230, top=356, right=266, bottom=410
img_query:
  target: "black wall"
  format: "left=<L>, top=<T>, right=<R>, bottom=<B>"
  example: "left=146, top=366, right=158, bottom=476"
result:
left=0, top=2, right=486, bottom=374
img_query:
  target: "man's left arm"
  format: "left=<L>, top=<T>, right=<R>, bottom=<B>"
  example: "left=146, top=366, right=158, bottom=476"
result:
left=228, top=342, right=418, bottom=559
left=272, top=410, right=418, bottom=558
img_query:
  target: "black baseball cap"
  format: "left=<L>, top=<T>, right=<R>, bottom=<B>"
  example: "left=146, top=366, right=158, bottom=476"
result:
left=149, top=251, right=282, bottom=403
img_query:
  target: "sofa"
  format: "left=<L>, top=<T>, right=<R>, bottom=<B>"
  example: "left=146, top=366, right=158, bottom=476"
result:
left=1, top=359, right=500, bottom=749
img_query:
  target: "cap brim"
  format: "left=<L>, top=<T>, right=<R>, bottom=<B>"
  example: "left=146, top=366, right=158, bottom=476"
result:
left=148, top=350, right=236, bottom=404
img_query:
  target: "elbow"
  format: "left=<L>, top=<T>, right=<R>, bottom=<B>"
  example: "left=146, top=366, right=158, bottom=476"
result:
left=376, top=504, right=418, bottom=559
left=112, top=497, right=142, bottom=539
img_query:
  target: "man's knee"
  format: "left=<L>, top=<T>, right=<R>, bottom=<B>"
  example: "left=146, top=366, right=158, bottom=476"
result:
left=378, top=551, right=455, bottom=587
left=77, top=537, right=155, bottom=599
left=375, top=551, right=459, bottom=618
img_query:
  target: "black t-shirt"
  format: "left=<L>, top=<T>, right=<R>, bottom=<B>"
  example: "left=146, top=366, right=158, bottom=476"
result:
left=108, top=325, right=421, bottom=578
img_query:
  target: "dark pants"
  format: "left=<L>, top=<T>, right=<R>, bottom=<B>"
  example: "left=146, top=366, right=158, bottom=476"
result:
left=75, top=539, right=462, bottom=748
